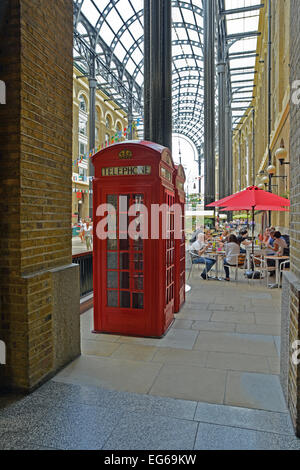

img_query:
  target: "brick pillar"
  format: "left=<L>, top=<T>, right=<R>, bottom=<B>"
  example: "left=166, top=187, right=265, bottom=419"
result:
left=0, top=0, right=80, bottom=391
left=280, top=0, right=300, bottom=437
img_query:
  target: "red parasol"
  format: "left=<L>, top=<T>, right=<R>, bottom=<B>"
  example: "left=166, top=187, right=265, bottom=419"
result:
left=207, top=186, right=290, bottom=208
left=220, top=205, right=289, bottom=212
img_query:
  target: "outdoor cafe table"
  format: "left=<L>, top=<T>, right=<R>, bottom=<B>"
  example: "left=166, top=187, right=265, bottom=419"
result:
left=265, top=255, right=290, bottom=288
left=206, top=250, right=226, bottom=280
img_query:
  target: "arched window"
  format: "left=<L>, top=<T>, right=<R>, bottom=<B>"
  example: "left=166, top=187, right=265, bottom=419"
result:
left=79, top=94, right=87, bottom=113
left=106, top=115, right=111, bottom=129
left=96, top=106, right=101, bottom=122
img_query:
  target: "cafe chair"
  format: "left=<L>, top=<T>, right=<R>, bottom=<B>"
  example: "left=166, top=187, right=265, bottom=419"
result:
left=250, top=255, right=274, bottom=286
left=279, top=259, right=290, bottom=288
left=187, top=252, right=210, bottom=281
left=230, top=254, right=246, bottom=283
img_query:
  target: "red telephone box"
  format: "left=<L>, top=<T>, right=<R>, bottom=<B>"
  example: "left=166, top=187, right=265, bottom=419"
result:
left=173, top=165, right=186, bottom=313
left=92, top=141, right=176, bottom=338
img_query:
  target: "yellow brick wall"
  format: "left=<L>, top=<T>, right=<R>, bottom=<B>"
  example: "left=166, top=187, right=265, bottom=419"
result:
left=0, top=0, right=74, bottom=390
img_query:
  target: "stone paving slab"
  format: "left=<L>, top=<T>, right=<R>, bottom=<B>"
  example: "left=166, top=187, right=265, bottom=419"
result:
left=194, top=422, right=300, bottom=450
left=255, top=314, right=281, bottom=326
left=191, top=320, right=237, bottom=332
left=119, top=328, right=200, bottom=350
left=53, top=355, right=163, bottom=394
left=175, top=310, right=212, bottom=321
left=193, top=331, right=278, bottom=356
left=110, top=343, right=158, bottom=362
left=205, top=351, right=271, bottom=373
left=268, top=357, right=281, bottom=375
left=151, top=347, right=208, bottom=367
left=149, top=364, right=227, bottom=403
left=194, top=402, right=294, bottom=435
left=210, top=311, right=255, bottom=324
left=102, top=412, right=199, bottom=450
left=81, top=339, right=121, bottom=357
left=225, top=372, right=287, bottom=412
left=235, top=323, right=281, bottom=336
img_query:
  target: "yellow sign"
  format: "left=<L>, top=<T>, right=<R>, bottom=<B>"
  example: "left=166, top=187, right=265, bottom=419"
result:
left=102, top=166, right=151, bottom=176
left=119, top=150, right=133, bottom=160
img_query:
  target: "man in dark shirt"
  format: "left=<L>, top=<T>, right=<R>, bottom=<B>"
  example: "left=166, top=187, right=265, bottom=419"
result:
left=237, top=229, right=252, bottom=253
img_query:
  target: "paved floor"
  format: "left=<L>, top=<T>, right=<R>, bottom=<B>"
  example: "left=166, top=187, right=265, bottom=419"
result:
left=0, top=380, right=299, bottom=450
left=56, top=272, right=284, bottom=412
left=1, top=269, right=299, bottom=449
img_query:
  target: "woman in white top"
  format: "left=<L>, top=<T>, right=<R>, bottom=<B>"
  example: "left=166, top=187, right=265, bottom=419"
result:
left=83, top=220, right=93, bottom=251
left=223, top=234, right=241, bottom=281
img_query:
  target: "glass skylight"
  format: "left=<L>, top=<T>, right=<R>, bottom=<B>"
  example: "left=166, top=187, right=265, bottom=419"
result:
left=73, top=0, right=260, bottom=146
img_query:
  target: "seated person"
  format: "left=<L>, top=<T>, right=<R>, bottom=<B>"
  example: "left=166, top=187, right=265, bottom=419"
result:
left=267, top=231, right=289, bottom=275
left=190, top=233, right=216, bottom=280
left=204, top=229, right=213, bottom=241
left=267, top=229, right=276, bottom=248
left=259, top=227, right=270, bottom=245
left=223, top=234, right=241, bottom=282
left=237, top=229, right=252, bottom=253
left=221, top=229, right=230, bottom=243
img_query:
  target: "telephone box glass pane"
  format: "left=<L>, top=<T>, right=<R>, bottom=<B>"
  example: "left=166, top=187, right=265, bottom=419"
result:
left=107, top=195, right=118, bottom=210
left=107, top=252, right=118, bottom=269
left=107, top=239, right=118, bottom=251
left=120, top=252, right=129, bottom=270
left=107, top=271, right=118, bottom=289
left=120, top=291, right=130, bottom=308
left=120, top=238, right=129, bottom=251
left=134, top=253, right=143, bottom=271
left=107, top=290, right=118, bottom=307
left=120, top=272, right=130, bottom=289
left=133, top=274, right=144, bottom=291
left=133, top=237, right=143, bottom=251
left=132, top=293, right=144, bottom=309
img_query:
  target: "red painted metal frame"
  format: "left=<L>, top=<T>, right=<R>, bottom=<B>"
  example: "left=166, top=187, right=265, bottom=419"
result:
left=173, top=165, right=186, bottom=313
left=92, top=141, right=176, bottom=338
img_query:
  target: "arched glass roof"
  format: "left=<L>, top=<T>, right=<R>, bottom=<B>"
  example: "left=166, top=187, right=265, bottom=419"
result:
left=219, top=0, right=261, bottom=128
left=73, top=0, right=260, bottom=151
left=73, top=0, right=205, bottom=150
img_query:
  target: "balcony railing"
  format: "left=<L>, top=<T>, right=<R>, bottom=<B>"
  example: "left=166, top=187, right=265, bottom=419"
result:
left=72, top=251, right=93, bottom=298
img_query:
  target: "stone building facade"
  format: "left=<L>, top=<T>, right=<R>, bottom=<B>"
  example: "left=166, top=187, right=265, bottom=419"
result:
left=232, top=0, right=290, bottom=232
left=280, top=0, right=300, bottom=438
left=72, top=72, right=128, bottom=223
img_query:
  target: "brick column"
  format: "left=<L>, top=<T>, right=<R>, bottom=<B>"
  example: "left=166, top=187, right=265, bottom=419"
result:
left=280, top=0, right=300, bottom=437
left=0, top=0, right=80, bottom=391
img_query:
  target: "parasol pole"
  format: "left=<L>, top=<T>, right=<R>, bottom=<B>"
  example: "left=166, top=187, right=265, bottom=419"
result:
left=252, top=206, right=255, bottom=257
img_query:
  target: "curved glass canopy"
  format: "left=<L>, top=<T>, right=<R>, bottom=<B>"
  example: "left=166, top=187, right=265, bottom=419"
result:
left=73, top=0, right=205, bottom=151
left=73, top=0, right=260, bottom=151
